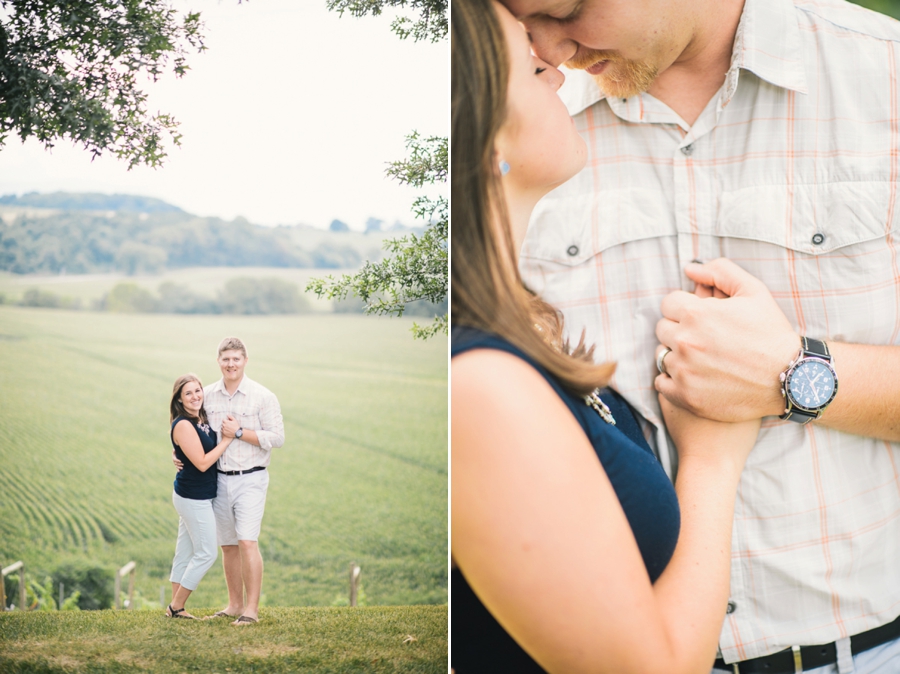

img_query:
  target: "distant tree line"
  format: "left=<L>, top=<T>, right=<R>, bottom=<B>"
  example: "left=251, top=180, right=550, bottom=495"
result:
left=4, top=277, right=311, bottom=314
left=4, top=277, right=447, bottom=318
left=0, top=210, right=370, bottom=275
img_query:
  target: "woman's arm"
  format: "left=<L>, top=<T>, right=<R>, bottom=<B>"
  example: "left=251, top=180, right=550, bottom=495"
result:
left=172, top=420, right=233, bottom=472
left=452, top=349, right=757, bottom=674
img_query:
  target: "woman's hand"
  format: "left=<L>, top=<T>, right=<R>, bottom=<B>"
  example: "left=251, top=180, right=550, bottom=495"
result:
left=659, top=394, right=760, bottom=472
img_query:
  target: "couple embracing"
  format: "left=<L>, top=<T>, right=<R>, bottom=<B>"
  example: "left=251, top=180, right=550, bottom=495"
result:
left=166, top=337, right=284, bottom=624
left=452, top=0, right=900, bottom=672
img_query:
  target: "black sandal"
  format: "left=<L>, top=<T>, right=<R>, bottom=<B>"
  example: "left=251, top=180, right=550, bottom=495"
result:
left=166, top=604, right=194, bottom=619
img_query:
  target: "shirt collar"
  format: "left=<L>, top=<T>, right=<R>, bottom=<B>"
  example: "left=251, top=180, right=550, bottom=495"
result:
left=210, top=375, right=248, bottom=397
left=558, top=0, right=806, bottom=119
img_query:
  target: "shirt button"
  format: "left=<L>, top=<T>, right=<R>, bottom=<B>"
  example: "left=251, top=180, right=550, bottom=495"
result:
left=566, top=245, right=579, bottom=257
left=811, top=232, right=825, bottom=245
left=681, top=144, right=694, bottom=156
left=726, top=600, right=737, bottom=614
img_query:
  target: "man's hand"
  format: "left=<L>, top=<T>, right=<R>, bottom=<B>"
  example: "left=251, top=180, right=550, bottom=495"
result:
left=655, top=258, right=800, bottom=422
left=221, top=414, right=240, bottom=439
left=172, top=450, right=184, bottom=472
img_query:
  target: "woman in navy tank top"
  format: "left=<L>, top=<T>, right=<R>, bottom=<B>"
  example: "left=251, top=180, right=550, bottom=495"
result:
left=451, top=2, right=761, bottom=671
left=166, top=374, right=233, bottom=619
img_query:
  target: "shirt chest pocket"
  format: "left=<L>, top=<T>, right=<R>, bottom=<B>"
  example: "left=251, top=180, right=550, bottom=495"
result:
left=526, top=187, right=677, bottom=267
left=234, top=405, right=263, bottom=432
left=715, top=182, right=900, bottom=344
left=716, top=182, right=895, bottom=254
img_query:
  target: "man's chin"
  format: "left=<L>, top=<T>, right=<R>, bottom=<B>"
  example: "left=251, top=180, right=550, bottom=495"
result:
left=589, top=71, right=655, bottom=99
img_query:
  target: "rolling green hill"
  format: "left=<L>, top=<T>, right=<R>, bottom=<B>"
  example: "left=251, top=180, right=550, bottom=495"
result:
left=0, top=306, right=447, bottom=610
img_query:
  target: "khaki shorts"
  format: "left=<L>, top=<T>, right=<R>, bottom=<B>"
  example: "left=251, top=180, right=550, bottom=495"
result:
left=213, top=469, right=269, bottom=546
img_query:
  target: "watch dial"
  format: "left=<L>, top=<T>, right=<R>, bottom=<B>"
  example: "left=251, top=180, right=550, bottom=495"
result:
left=788, top=360, right=835, bottom=410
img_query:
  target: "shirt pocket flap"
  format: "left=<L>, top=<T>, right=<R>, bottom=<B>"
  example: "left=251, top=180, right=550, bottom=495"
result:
left=526, top=188, right=676, bottom=266
left=717, top=183, right=894, bottom=254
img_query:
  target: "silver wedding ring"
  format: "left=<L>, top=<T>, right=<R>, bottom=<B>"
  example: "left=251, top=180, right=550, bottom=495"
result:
left=656, top=347, right=672, bottom=376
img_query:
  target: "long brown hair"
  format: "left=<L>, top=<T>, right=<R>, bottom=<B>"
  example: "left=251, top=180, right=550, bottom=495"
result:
left=170, top=373, right=209, bottom=425
left=451, top=0, right=614, bottom=395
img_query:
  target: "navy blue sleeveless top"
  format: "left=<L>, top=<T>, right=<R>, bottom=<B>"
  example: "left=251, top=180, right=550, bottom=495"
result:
left=451, top=327, right=680, bottom=673
left=171, top=416, right=218, bottom=500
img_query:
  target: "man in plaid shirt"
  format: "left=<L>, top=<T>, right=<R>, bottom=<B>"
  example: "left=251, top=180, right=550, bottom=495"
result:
left=505, top=0, right=900, bottom=671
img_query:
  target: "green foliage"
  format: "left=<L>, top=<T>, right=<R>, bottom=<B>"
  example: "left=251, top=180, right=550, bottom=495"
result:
left=317, top=0, right=448, bottom=339
left=60, top=590, right=81, bottom=611
left=103, top=282, right=159, bottom=312
left=326, top=0, right=447, bottom=42
left=850, top=0, right=900, bottom=19
left=3, top=573, right=20, bottom=610
left=308, top=133, right=448, bottom=339
left=218, top=277, right=310, bottom=315
left=98, top=278, right=312, bottom=314
left=157, top=280, right=219, bottom=314
left=28, top=576, right=57, bottom=611
left=51, top=562, right=115, bottom=611
left=115, top=241, right=168, bottom=275
left=0, top=0, right=205, bottom=168
left=0, top=200, right=374, bottom=274
left=0, top=606, right=448, bottom=673
left=19, top=288, right=81, bottom=309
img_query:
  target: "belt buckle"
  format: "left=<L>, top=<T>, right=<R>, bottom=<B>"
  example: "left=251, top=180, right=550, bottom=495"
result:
left=792, top=645, right=803, bottom=673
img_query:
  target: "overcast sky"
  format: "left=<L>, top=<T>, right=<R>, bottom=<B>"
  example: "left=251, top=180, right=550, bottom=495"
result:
left=0, top=1, right=448, bottom=230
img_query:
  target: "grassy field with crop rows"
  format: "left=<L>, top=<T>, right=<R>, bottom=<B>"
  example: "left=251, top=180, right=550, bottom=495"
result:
left=0, top=306, right=447, bottom=610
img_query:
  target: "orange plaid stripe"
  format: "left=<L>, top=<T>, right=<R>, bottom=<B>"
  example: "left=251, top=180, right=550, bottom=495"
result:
left=520, top=0, right=900, bottom=663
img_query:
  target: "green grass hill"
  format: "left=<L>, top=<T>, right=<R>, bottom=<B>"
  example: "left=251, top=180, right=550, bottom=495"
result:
left=0, top=605, right=447, bottom=673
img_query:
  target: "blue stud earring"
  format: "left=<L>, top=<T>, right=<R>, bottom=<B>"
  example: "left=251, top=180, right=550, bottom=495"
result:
left=499, top=160, right=510, bottom=176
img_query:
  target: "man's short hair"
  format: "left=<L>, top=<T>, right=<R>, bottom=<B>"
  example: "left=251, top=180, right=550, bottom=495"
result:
left=217, top=336, right=248, bottom=358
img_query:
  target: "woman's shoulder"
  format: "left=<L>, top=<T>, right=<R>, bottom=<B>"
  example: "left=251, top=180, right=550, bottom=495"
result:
left=171, top=417, right=195, bottom=434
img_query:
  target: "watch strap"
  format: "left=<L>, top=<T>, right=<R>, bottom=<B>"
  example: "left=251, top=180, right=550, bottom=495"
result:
left=780, top=406, right=818, bottom=424
left=801, top=336, right=830, bottom=360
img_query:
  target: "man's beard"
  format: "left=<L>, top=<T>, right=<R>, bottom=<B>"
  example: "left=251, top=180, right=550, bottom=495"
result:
left=566, top=49, right=658, bottom=99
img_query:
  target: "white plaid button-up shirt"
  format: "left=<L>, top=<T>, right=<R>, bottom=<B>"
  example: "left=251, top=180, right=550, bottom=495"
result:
left=521, top=0, right=900, bottom=663
left=203, top=375, right=284, bottom=472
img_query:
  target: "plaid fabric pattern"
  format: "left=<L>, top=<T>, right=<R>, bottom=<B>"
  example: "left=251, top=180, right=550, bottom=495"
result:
left=520, top=0, right=900, bottom=663
left=203, top=376, right=284, bottom=472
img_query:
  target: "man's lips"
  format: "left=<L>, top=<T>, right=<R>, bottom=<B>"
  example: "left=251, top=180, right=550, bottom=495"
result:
left=585, top=60, right=608, bottom=75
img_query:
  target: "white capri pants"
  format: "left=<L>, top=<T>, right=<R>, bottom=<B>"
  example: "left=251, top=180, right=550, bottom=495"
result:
left=169, top=492, right=218, bottom=591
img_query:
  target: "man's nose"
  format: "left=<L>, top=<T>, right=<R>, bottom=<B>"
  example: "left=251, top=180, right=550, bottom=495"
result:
left=525, top=20, right=578, bottom=68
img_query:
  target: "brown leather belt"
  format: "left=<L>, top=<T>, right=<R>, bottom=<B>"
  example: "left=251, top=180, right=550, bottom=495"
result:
left=714, top=613, right=900, bottom=673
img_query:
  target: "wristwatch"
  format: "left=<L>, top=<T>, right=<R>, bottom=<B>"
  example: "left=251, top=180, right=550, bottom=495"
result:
left=779, top=337, right=838, bottom=424
left=235, top=427, right=243, bottom=439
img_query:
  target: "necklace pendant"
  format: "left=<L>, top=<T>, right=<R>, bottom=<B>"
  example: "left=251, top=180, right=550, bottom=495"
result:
left=584, top=389, right=616, bottom=425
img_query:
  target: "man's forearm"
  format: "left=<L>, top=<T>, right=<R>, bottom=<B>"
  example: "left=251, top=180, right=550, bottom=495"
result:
left=815, top=342, right=900, bottom=441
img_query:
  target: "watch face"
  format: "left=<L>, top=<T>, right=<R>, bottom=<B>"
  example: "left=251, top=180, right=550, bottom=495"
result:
left=787, top=358, right=836, bottom=411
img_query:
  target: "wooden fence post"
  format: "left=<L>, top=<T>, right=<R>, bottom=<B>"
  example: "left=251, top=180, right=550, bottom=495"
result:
left=349, top=562, right=361, bottom=607
left=1, top=561, right=26, bottom=611
left=115, top=561, right=136, bottom=610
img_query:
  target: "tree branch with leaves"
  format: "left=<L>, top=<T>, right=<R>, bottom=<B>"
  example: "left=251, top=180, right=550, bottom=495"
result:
left=310, top=0, right=448, bottom=339
left=0, top=0, right=205, bottom=168
left=308, top=132, right=447, bottom=339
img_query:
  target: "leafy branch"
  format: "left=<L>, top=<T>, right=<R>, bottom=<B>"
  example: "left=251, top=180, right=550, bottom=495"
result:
left=307, top=133, right=447, bottom=339
left=0, top=0, right=206, bottom=168
left=325, top=0, right=447, bottom=42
